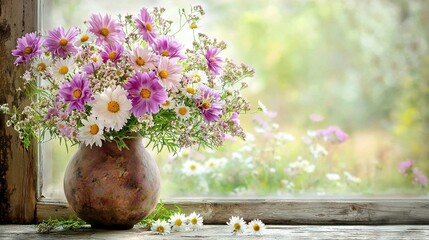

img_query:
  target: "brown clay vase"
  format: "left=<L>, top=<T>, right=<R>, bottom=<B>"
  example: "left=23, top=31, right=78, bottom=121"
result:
left=63, top=138, right=160, bottom=230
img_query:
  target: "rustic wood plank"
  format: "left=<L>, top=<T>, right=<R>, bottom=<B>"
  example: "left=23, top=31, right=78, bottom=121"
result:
left=0, top=0, right=38, bottom=223
left=1, top=224, right=429, bottom=240
left=37, top=198, right=429, bottom=224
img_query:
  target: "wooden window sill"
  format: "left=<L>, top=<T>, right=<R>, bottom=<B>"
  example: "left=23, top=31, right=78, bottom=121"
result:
left=2, top=224, right=429, bottom=239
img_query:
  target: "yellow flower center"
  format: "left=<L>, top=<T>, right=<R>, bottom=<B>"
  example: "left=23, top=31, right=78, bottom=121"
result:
left=234, top=223, right=241, bottom=231
left=107, top=101, right=120, bottom=113
left=174, top=219, right=182, bottom=226
left=202, top=102, right=210, bottom=109
left=99, top=27, right=109, bottom=37
left=89, top=124, right=99, bottom=135
left=136, top=57, right=145, bottom=66
left=193, top=74, right=201, bottom=82
left=157, top=226, right=164, bottom=233
left=162, top=100, right=170, bottom=107
left=186, top=87, right=195, bottom=95
left=72, top=89, right=82, bottom=99
left=145, top=23, right=153, bottom=32
left=58, top=123, right=65, bottom=129
left=80, top=34, right=89, bottom=42
left=159, top=70, right=168, bottom=79
left=116, top=70, right=122, bottom=76
left=108, top=51, right=117, bottom=60
left=140, top=88, right=151, bottom=99
left=178, top=107, right=187, bottom=116
left=190, top=22, right=198, bottom=29
left=59, top=66, right=69, bottom=75
left=160, top=50, right=170, bottom=57
left=91, top=57, right=98, bottom=62
left=24, top=46, right=33, bottom=54
left=37, top=62, right=47, bottom=71
left=59, top=38, right=68, bottom=47
left=253, top=224, right=260, bottom=231
left=190, top=164, right=196, bottom=171
left=191, top=218, right=198, bottom=225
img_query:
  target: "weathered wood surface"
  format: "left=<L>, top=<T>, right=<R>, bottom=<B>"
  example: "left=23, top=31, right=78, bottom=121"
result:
left=1, top=224, right=429, bottom=240
left=37, top=198, right=429, bottom=224
left=0, top=0, right=38, bottom=223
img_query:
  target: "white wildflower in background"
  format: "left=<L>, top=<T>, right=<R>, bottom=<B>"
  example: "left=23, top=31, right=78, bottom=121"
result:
left=150, top=219, right=171, bottom=235
left=344, top=171, right=361, bottom=183
left=169, top=212, right=187, bottom=232
left=227, top=216, right=247, bottom=234
left=326, top=173, right=341, bottom=181
left=248, top=219, right=266, bottom=235
left=183, top=160, right=203, bottom=176
left=310, top=144, right=328, bottom=159
left=188, top=212, right=204, bottom=231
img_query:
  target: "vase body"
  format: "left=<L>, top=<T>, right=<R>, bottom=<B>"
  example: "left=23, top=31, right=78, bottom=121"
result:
left=63, top=138, right=160, bottom=229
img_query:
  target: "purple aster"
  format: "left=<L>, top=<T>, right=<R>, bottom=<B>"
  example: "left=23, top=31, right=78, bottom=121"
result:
left=58, top=73, right=92, bottom=112
left=134, top=8, right=158, bottom=45
left=44, top=27, right=79, bottom=58
left=413, top=168, right=428, bottom=188
left=88, top=13, right=125, bottom=45
left=229, top=112, right=240, bottom=126
left=154, top=36, right=185, bottom=60
left=100, top=43, right=124, bottom=63
left=195, top=85, right=222, bottom=122
left=205, top=46, right=223, bottom=76
left=11, top=32, right=43, bottom=65
left=399, top=159, right=414, bottom=174
left=44, top=107, right=59, bottom=120
left=123, top=71, right=167, bottom=117
left=316, top=126, right=348, bottom=144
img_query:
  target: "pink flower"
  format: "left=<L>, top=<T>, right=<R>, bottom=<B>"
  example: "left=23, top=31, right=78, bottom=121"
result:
left=316, top=126, right=348, bottom=144
left=154, top=36, right=185, bottom=60
left=100, top=43, right=124, bottom=63
left=157, top=57, right=183, bottom=92
left=195, top=85, right=222, bottom=122
left=205, top=46, right=222, bottom=75
left=135, top=8, right=158, bottom=45
left=413, top=168, right=427, bottom=188
left=399, top=160, right=414, bottom=174
left=88, top=13, right=125, bottom=45
left=123, top=72, right=167, bottom=117
left=11, top=32, right=43, bottom=65
left=58, top=74, right=92, bottom=112
left=129, top=46, right=157, bottom=72
left=44, top=27, right=79, bottom=58
left=229, top=112, right=240, bottom=126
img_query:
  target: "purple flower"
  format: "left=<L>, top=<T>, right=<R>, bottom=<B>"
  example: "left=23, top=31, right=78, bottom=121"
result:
left=154, top=36, right=185, bottom=60
left=195, top=85, right=222, bottom=122
left=44, top=107, right=59, bottom=120
left=57, top=121, right=72, bottom=137
left=44, top=27, right=79, bottom=58
left=399, top=160, right=414, bottom=174
left=82, top=62, right=100, bottom=75
left=123, top=72, right=167, bottom=117
left=88, top=13, right=125, bottom=45
left=100, top=43, right=124, bottom=63
left=11, top=32, right=43, bottom=65
left=135, top=8, right=158, bottom=45
left=58, top=73, right=92, bottom=112
left=229, top=112, right=240, bottom=126
left=205, top=46, right=223, bottom=75
left=316, top=126, right=348, bottom=144
left=413, top=168, right=427, bottom=188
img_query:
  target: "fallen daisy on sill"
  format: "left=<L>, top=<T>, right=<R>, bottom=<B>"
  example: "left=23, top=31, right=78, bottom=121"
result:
left=150, top=219, right=171, bottom=235
left=248, top=219, right=266, bottom=235
left=169, top=212, right=188, bottom=232
left=227, top=216, right=247, bottom=235
left=188, top=211, right=204, bottom=231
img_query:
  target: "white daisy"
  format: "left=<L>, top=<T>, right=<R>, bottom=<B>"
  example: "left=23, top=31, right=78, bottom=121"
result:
left=50, top=57, right=76, bottom=81
left=227, top=216, right=247, bottom=235
left=326, top=173, right=341, bottom=181
left=32, top=57, right=52, bottom=75
left=160, top=97, right=176, bottom=110
left=129, top=46, right=157, bottom=72
left=168, top=213, right=187, bottom=232
left=182, top=83, right=199, bottom=98
left=186, top=70, right=208, bottom=84
left=248, top=219, right=266, bottom=235
left=175, top=105, right=190, bottom=119
left=183, top=160, right=203, bottom=176
left=89, top=53, right=103, bottom=65
left=78, top=116, right=105, bottom=147
left=91, top=86, right=132, bottom=131
left=150, top=219, right=171, bottom=235
left=75, top=31, right=95, bottom=47
left=188, top=212, right=204, bottom=231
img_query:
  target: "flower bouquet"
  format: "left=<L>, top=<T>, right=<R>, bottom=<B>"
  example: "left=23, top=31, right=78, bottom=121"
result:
left=3, top=5, right=253, bottom=151
left=1, top=6, right=254, bottom=229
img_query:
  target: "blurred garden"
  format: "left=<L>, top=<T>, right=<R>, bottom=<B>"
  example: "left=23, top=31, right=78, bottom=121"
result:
left=40, top=0, right=429, bottom=198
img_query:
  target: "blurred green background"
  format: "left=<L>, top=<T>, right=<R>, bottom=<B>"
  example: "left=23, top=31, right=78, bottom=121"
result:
left=40, top=0, right=428, bottom=199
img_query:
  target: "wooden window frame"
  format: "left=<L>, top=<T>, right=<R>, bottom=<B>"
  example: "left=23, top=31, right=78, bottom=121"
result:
left=1, top=0, right=429, bottom=225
